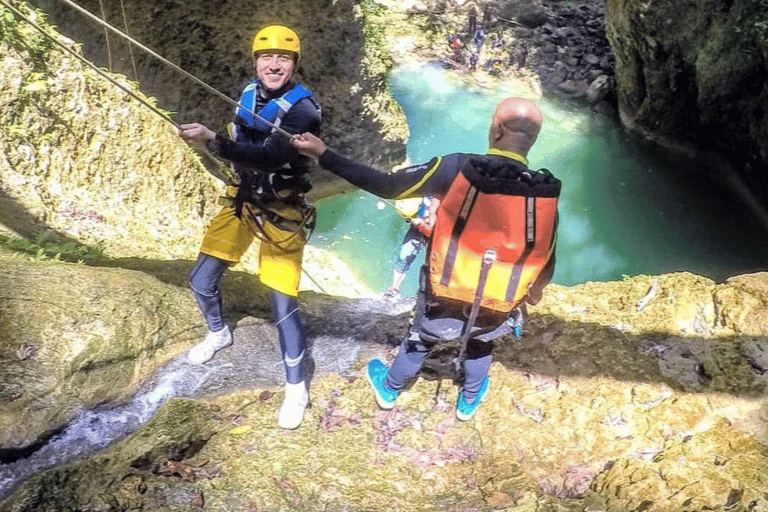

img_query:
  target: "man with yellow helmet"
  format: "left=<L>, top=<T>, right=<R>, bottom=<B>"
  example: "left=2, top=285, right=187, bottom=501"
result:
left=179, top=25, right=321, bottom=430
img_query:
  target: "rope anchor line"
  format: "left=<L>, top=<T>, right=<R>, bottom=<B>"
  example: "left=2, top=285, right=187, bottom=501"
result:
left=54, top=0, right=294, bottom=138
left=0, top=0, right=179, bottom=127
left=1, top=0, right=293, bottom=138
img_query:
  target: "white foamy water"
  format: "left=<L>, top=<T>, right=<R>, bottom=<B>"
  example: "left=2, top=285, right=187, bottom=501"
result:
left=0, top=357, right=226, bottom=500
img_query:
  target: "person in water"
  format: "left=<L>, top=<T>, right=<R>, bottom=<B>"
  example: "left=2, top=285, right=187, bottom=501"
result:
left=178, top=25, right=321, bottom=430
left=291, top=97, right=558, bottom=421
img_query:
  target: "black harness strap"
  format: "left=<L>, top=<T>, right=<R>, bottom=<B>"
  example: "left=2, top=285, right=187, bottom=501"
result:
left=454, top=248, right=497, bottom=373
left=440, top=184, right=478, bottom=286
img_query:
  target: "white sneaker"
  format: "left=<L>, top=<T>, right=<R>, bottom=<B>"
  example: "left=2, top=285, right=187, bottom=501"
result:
left=278, top=381, right=309, bottom=430
left=187, top=326, right=232, bottom=365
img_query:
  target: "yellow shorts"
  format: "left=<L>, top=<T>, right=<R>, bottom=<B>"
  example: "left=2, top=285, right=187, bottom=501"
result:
left=200, top=201, right=305, bottom=297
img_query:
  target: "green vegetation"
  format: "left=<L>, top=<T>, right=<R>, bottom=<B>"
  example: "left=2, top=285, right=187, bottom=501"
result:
left=353, top=0, right=408, bottom=142
left=357, top=0, right=393, bottom=77
left=0, top=232, right=107, bottom=264
left=735, top=0, right=768, bottom=51
left=0, top=1, right=54, bottom=64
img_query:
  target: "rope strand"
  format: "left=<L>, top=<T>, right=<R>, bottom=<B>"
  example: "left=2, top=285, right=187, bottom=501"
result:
left=0, top=0, right=178, bottom=128
left=97, top=0, right=111, bottom=70
left=55, top=0, right=294, bottom=138
left=118, top=0, right=138, bottom=80
left=0, top=0, right=238, bottom=183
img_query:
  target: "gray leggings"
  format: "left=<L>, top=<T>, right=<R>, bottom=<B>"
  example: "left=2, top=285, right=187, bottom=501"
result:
left=189, top=253, right=306, bottom=383
left=384, top=332, right=493, bottom=402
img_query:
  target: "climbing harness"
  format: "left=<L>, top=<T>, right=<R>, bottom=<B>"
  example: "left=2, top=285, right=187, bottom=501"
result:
left=454, top=248, right=497, bottom=373
left=424, top=156, right=560, bottom=374
left=217, top=194, right=317, bottom=253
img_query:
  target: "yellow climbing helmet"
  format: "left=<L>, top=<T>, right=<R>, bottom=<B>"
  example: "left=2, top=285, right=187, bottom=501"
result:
left=252, top=25, right=301, bottom=61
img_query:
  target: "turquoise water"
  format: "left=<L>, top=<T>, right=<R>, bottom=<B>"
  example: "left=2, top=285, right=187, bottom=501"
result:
left=313, top=65, right=768, bottom=297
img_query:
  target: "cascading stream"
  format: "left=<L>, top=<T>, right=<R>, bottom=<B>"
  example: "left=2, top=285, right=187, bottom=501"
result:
left=0, top=357, right=226, bottom=500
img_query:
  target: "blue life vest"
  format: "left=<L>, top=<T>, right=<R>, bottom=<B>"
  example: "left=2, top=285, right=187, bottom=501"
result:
left=235, top=81, right=315, bottom=133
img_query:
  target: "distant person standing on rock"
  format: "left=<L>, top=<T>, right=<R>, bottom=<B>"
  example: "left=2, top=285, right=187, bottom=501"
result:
left=292, top=97, right=560, bottom=421
left=468, top=6, right=477, bottom=35
left=473, top=25, right=486, bottom=54
left=515, top=43, right=528, bottom=68
left=482, top=4, right=492, bottom=26
left=178, top=25, right=321, bottom=430
left=492, top=31, right=505, bottom=49
left=469, top=51, right=479, bottom=70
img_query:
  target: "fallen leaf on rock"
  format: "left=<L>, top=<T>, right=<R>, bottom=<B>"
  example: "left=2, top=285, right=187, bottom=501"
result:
left=485, top=490, right=515, bottom=508
left=159, top=460, right=197, bottom=482
left=319, top=400, right=346, bottom=430
left=230, top=413, right=246, bottom=424
left=348, top=411, right=362, bottom=426
left=274, top=476, right=297, bottom=491
left=229, top=425, right=253, bottom=435
left=16, top=344, right=37, bottom=361
left=190, top=489, right=204, bottom=508
left=204, top=464, right=222, bottom=479
left=435, top=414, right=455, bottom=435
left=259, top=390, right=273, bottom=401
left=561, top=464, right=596, bottom=498
left=539, top=331, right=556, bottom=345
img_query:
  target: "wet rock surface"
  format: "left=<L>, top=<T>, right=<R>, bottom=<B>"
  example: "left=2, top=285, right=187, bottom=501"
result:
left=0, top=254, right=201, bottom=460
left=604, top=0, right=768, bottom=201
left=2, top=1, right=768, bottom=510
left=510, top=0, right=616, bottom=104
left=2, top=272, right=768, bottom=511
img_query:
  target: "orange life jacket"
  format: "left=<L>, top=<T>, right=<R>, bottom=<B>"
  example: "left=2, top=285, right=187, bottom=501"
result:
left=428, top=156, right=560, bottom=314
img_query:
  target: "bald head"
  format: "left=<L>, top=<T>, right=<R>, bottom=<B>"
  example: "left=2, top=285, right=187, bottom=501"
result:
left=488, top=97, right=543, bottom=156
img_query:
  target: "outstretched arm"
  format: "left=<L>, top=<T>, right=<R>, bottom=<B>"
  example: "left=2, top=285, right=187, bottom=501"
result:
left=292, top=132, right=447, bottom=199
left=291, top=132, right=327, bottom=159
left=180, top=99, right=320, bottom=170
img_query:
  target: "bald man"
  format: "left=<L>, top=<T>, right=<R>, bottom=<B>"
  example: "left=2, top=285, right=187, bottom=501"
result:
left=292, top=97, right=556, bottom=420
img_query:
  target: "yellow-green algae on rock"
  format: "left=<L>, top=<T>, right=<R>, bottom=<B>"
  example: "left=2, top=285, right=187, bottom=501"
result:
left=0, top=1, right=221, bottom=260
left=4, top=273, right=768, bottom=511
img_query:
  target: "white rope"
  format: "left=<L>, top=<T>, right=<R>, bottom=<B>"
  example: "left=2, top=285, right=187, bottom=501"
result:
left=118, top=0, right=138, bottom=80
left=274, top=307, right=299, bottom=326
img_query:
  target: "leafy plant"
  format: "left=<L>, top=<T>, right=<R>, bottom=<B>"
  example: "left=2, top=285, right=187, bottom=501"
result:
left=0, top=1, right=54, bottom=65
left=734, top=0, right=768, bottom=50
left=0, top=232, right=108, bottom=264
left=357, top=0, right=393, bottom=76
